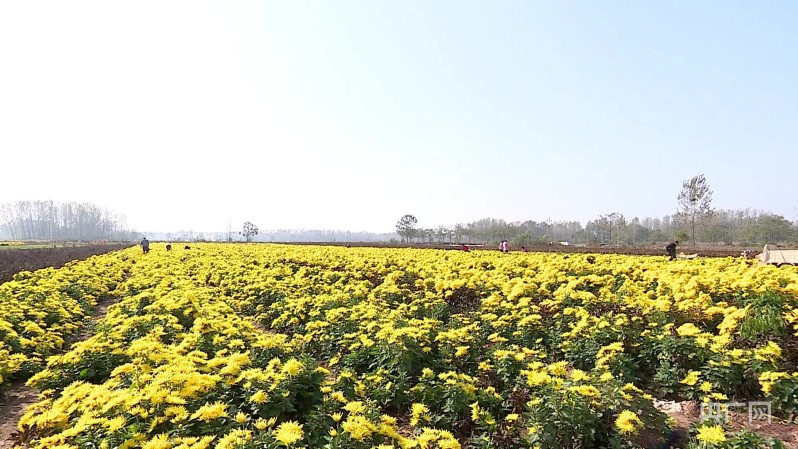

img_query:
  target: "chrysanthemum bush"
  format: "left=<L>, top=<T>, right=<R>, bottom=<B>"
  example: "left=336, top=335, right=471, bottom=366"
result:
left=21, top=278, right=324, bottom=448
left=0, top=253, right=131, bottom=386
left=8, top=244, right=798, bottom=447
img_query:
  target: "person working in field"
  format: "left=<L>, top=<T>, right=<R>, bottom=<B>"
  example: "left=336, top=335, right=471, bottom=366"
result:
left=140, top=237, right=150, bottom=254
left=666, top=240, right=678, bottom=260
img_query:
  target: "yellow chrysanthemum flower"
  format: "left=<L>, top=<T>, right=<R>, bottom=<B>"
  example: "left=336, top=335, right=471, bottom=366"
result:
left=615, top=410, right=641, bottom=434
left=696, top=425, right=726, bottom=444
left=273, top=421, right=304, bottom=445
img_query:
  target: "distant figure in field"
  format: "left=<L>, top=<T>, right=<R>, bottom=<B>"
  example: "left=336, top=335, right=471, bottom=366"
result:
left=500, top=240, right=509, bottom=253
left=666, top=241, right=679, bottom=261
left=461, top=244, right=470, bottom=252
left=184, top=245, right=191, bottom=250
left=140, top=237, right=150, bottom=254
left=166, top=244, right=172, bottom=251
left=520, top=246, right=528, bottom=252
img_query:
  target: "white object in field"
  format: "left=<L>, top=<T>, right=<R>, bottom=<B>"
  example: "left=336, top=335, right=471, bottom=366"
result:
left=758, top=244, right=798, bottom=265
left=677, top=253, right=698, bottom=259
left=559, top=241, right=569, bottom=246
left=653, top=399, right=683, bottom=413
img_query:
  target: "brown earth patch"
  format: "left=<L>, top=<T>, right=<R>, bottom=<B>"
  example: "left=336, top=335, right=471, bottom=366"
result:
left=0, top=244, right=130, bottom=285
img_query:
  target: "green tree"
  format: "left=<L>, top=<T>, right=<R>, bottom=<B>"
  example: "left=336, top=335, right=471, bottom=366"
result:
left=396, top=214, right=418, bottom=243
left=677, top=174, right=713, bottom=247
left=751, top=214, right=795, bottom=244
left=240, top=221, right=259, bottom=243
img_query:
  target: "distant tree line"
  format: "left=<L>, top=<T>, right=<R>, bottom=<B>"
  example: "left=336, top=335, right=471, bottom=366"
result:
left=394, top=209, right=796, bottom=247
left=399, top=175, right=797, bottom=247
left=141, top=209, right=796, bottom=247
left=138, top=229, right=397, bottom=243
left=0, top=200, right=136, bottom=241
left=584, top=209, right=796, bottom=246
left=251, top=229, right=396, bottom=243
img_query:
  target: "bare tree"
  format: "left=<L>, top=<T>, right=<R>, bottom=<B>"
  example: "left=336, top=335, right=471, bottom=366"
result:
left=0, top=200, right=133, bottom=241
left=677, top=174, right=714, bottom=247
left=226, top=219, right=234, bottom=242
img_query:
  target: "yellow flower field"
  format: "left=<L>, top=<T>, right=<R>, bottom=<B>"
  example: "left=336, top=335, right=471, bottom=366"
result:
left=0, top=253, right=130, bottom=385
left=4, top=244, right=798, bottom=448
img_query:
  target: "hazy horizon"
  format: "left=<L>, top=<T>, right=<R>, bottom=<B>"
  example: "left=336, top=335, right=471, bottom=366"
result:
left=2, top=1, right=796, bottom=234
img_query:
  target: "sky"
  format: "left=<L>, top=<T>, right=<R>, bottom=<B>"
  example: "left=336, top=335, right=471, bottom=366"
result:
left=1, top=1, right=796, bottom=233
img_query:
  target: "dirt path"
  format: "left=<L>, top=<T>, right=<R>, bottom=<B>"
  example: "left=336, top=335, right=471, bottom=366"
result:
left=0, top=381, right=38, bottom=447
left=0, top=295, right=120, bottom=449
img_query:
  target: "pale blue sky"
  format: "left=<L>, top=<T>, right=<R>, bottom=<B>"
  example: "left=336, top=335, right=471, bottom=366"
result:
left=1, top=1, right=796, bottom=232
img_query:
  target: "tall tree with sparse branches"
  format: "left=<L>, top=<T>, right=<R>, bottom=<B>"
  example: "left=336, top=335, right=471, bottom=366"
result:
left=677, top=174, right=713, bottom=247
left=240, top=221, right=259, bottom=242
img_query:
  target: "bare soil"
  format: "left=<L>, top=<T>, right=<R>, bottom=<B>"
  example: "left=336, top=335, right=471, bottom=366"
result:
left=0, top=244, right=130, bottom=285
left=0, top=382, right=37, bottom=448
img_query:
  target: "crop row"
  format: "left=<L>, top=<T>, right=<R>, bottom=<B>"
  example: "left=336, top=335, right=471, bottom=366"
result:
left=0, top=253, right=130, bottom=386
